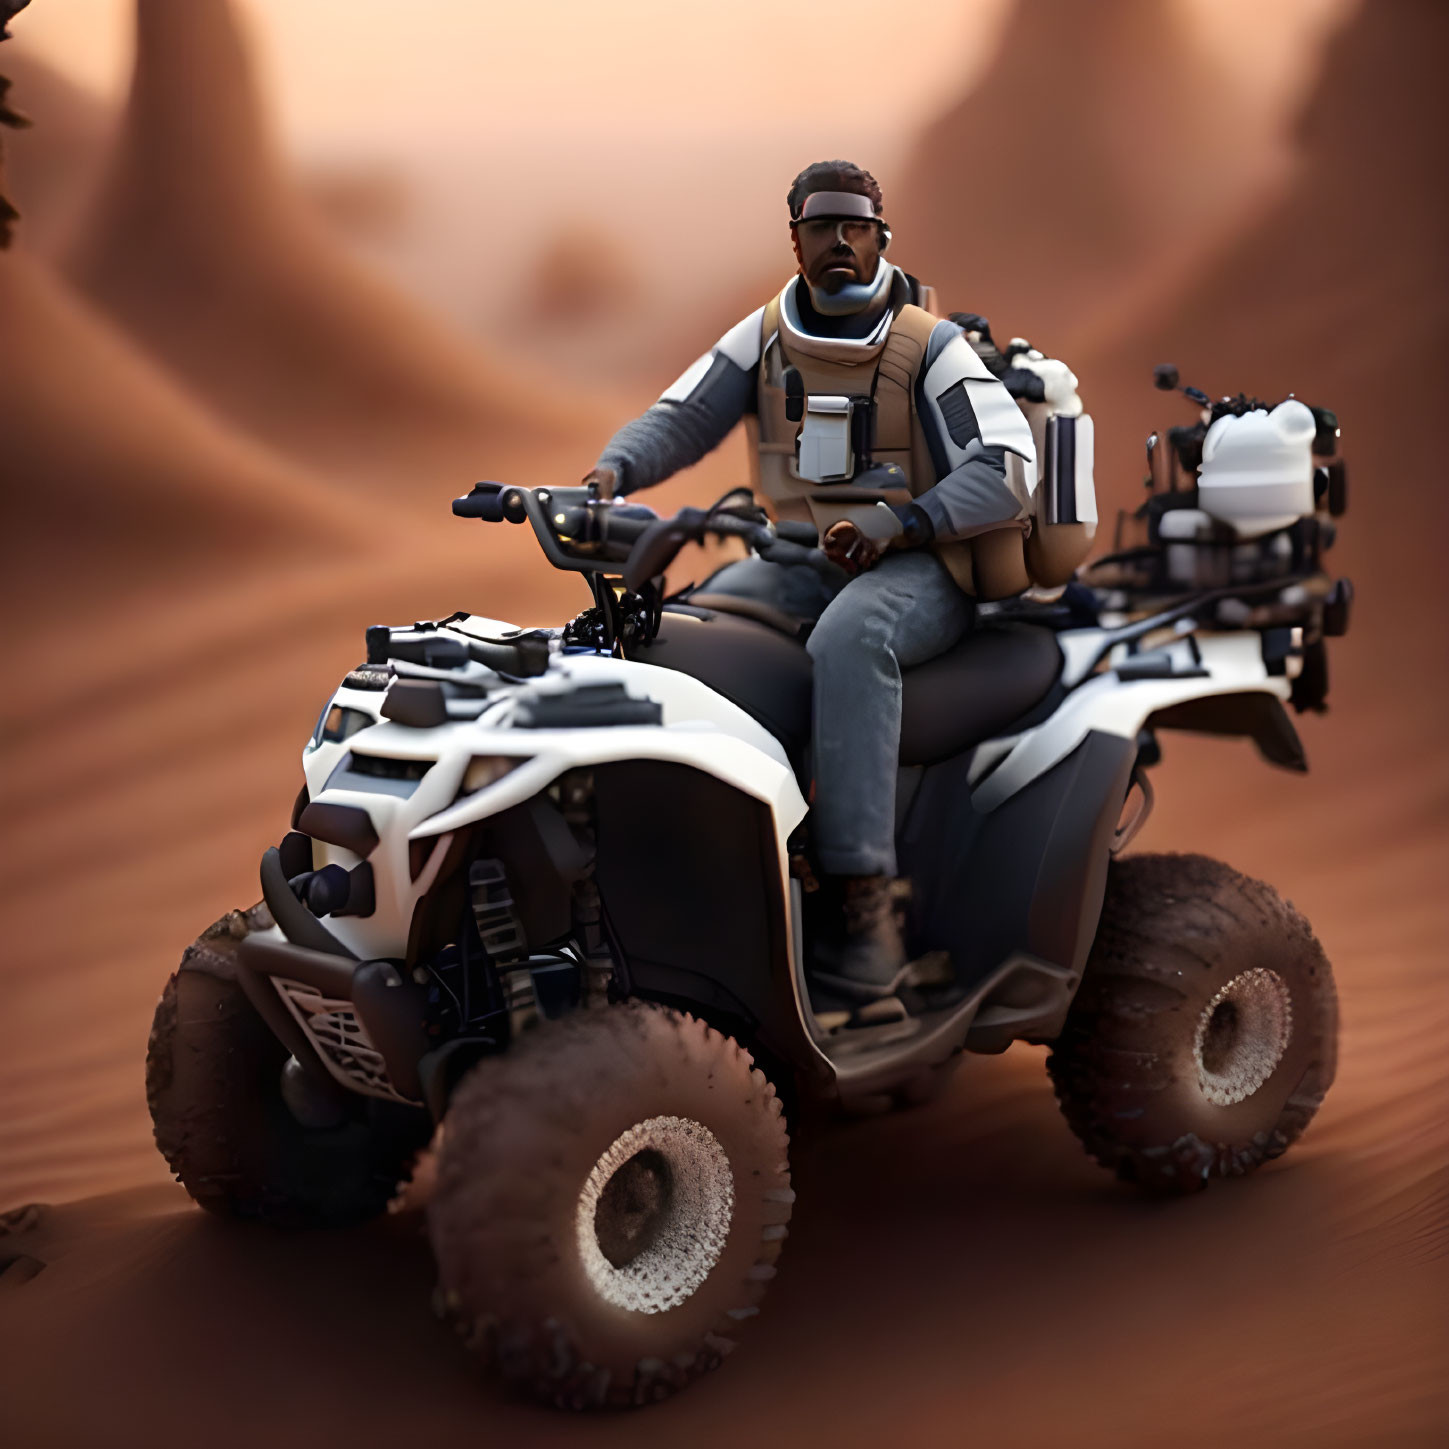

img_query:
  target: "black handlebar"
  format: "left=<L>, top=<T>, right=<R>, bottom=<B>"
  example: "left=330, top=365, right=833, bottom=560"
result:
left=757, top=535, right=835, bottom=571
left=621, top=506, right=834, bottom=591
left=622, top=516, right=697, bottom=592
left=453, top=482, right=828, bottom=591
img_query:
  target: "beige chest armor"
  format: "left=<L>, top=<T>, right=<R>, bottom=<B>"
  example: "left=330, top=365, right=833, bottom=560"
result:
left=744, top=295, right=1032, bottom=599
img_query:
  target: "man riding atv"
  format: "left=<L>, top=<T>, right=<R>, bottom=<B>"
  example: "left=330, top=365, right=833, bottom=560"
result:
left=145, top=276, right=1348, bottom=1407
left=583, top=160, right=1095, bottom=1006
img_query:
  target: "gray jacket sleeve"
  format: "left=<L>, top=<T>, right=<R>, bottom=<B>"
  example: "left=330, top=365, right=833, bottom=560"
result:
left=597, top=306, right=765, bottom=495
left=912, top=441, right=1019, bottom=543
left=911, top=320, right=1038, bottom=544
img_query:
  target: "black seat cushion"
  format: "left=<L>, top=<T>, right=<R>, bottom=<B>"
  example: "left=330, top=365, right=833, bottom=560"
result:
left=640, top=610, right=1061, bottom=767
left=898, top=622, right=1062, bottom=765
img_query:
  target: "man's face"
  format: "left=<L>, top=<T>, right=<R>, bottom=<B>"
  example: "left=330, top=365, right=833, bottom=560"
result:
left=791, top=213, right=883, bottom=293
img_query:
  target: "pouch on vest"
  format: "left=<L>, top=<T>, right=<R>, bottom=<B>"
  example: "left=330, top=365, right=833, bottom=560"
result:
left=795, top=395, right=855, bottom=483
left=1028, top=412, right=1099, bottom=588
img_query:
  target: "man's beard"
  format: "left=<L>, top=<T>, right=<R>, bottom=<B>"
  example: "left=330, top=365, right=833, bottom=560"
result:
left=807, top=255, right=889, bottom=317
left=813, top=246, right=869, bottom=289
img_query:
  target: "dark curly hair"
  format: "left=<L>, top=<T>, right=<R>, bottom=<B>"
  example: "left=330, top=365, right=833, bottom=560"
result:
left=786, top=160, right=883, bottom=221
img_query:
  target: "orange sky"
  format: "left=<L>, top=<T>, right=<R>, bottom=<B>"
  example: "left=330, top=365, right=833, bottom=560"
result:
left=18, top=0, right=1346, bottom=148
left=17, top=0, right=1004, bottom=142
left=11, top=0, right=1353, bottom=377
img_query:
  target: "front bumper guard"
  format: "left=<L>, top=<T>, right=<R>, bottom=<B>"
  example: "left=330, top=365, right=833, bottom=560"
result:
left=238, top=845, right=429, bottom=1106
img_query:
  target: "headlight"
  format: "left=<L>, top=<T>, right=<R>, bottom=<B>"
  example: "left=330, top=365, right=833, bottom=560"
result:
left=461, top=755, right=529, bottom=794
left=323, top=705, right=375, bottom=743
left=310, top=704, right=375, bottom=750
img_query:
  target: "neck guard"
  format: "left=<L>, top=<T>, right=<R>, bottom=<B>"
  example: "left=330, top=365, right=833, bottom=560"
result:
left=779, top=262, right=899, bottom=366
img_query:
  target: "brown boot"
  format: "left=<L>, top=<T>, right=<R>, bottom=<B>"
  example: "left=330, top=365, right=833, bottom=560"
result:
left=811, top=875, right=910, bottom=1003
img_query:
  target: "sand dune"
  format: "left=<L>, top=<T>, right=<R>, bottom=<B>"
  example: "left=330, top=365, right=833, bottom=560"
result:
left=0, top=248, right=386, bottom=614
left=0, top=542, right=577, bottom=1211
left=1078, top=0, right=1448, bottom=398
left=60, top=0, right=603, bottom=494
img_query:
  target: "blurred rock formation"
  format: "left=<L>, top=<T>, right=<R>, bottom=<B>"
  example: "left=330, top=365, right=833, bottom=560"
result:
left=60, top=0, right=597, bottom=493
left=519, top=222, right=642, bottom=326
left=303, top=160, right=413, bottom=244
left=0, top=47, right=108, bottom=254
left=0, top=0, right=31, bottom=246
left=894, top=0, right=1267, bottom=346
left=1078, top=0, right=1447, bottom=660
left=0, top=245, right=374, bottom=606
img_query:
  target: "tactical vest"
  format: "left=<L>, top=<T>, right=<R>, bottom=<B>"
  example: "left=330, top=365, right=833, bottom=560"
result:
left=745, top=294, right=1034, bottom=599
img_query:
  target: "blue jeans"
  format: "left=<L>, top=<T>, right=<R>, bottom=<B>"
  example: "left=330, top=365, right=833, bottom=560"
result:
left=806, top=551, right=973, bottom=877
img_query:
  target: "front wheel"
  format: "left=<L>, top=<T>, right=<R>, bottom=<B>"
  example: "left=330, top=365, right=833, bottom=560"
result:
left=427, top=1002, right=792, bottom=1408
left=1047, top=853, right=1338, bottom=1193
left=146, top=908, right=430, bottom=1226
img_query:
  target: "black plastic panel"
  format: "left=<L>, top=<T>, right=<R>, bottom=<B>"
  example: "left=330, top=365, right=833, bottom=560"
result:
left=897, top=731, right=1134, bottom=994
left=1149, top=691, right=1307, bottom=771
left=590, top=761, right=793, bottom=1046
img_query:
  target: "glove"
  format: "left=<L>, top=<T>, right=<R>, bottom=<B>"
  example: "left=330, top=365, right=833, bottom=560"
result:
left=821, top=521, right=880, bottom=576
left=889, top=502, right=935, bottom=547
left=949, top=311, right=994, bottom=345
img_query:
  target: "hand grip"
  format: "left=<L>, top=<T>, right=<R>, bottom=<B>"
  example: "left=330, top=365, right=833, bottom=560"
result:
left=453, top=483, right=506, bottom=521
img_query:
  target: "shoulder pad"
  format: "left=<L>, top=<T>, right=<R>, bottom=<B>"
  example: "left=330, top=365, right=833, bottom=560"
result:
left=659, top=351, right=716, bottom=404
left=660, top=305, right=766, bottom=403
left=715, top=305, right=767, bottom=370
left=922, top=329, right=998, bottom=386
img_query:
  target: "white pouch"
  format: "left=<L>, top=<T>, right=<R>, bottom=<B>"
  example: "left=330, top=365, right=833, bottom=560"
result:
left=795, top=395, right=854, bottom=483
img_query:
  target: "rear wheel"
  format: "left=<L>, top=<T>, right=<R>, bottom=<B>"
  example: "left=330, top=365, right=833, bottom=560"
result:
left=1047, top=853, right=1337, bottom=1193
left=428, top=1001, right=792, bottom=1408
left=146, top=908, right=429, bottom=1226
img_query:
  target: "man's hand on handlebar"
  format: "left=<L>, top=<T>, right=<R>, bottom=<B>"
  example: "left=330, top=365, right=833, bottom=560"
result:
left=460, top=480, right=885, bottom=587
left=582, top=465, right=618, bottom=501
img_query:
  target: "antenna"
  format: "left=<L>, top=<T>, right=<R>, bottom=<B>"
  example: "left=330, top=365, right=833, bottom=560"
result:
left=1153, top=363, right=1209, bottom=407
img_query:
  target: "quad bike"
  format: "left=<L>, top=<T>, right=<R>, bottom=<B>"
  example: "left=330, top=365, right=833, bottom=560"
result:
left=147, top=366, right=1351, bottom=1409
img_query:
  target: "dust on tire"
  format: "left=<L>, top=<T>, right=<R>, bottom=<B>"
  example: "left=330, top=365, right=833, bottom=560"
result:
left=1047, top=852, right=1338, bottom=1193
left=428, top=1001, right=792, bottom=1408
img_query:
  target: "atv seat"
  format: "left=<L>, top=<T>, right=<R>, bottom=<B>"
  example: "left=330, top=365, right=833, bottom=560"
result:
left=641, top=607, right=1062, bottom=767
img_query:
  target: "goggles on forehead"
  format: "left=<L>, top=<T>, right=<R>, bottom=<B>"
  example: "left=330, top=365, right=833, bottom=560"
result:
left=790, top=190, right=881, bottom=224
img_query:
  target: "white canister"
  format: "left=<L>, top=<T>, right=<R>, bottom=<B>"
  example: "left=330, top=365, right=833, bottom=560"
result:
left=1197, top=400, right=1316, bottom=539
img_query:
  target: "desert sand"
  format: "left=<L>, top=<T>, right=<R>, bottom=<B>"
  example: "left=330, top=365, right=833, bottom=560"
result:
left=1, top=2, right=1445, bottom=1445
left=0, top=247, right=385, bottom=614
